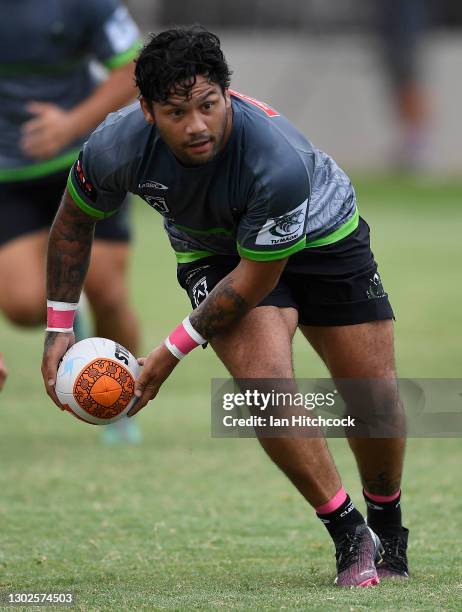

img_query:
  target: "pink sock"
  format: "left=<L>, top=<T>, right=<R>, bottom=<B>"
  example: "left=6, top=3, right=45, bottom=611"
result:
left=315, top=486, right=347, bottom=514
left=364, top=488, right=400, bottom=503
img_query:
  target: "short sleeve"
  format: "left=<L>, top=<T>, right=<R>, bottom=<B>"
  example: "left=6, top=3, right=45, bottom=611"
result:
left=86, top=1, right=141, bottom=69
left=67, top=145, right=127, bottom=220
left=236, top=174, right=310, bottom=262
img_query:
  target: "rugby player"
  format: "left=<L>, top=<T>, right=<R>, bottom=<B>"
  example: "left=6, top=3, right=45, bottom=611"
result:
left=0, top=0, right=142, bottom=441
left=0, top=353, right=7, bottom=392
left=41, top=27, right=409, bottom=586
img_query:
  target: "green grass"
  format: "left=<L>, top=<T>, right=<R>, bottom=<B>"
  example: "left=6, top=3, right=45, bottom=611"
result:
left=0, top=178, right=461, bottom=610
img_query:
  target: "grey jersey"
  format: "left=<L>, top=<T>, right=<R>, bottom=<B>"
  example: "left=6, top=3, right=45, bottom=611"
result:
left=0, top=0, right=140, bottom=181
left=69, top=92, right=358, bottom=262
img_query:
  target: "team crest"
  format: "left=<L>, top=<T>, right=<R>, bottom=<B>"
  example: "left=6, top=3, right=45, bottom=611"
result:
left=367, top=273, right=386, bottom=299
left=192, top=276, right=208, bottom=307
left=270, top=209, right=306, bottom=238
left=145, top=195, right=170, bottom=214
left=256, top=199, right=308, bottom=246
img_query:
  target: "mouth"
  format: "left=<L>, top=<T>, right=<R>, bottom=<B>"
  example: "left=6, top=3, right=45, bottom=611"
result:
left=187, top=138, right=213, bottom=154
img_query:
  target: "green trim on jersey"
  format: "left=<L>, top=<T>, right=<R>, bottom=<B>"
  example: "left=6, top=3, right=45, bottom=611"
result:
left=0, top=39, right=141, bottom=76
left=67, top=173, right=117, bottom=219
left=103, top=40, right=142, bottom=70
left=0, top=61, right=81, bottom=76
left=174, top=250, right=215, bottom=264
left=305, top=207, right=359, bottom=249
left=172, top=222, right=234, bottom=236
left=0, top=149, right=79, bottom=182
left=237, top=236, right=307, bottom=262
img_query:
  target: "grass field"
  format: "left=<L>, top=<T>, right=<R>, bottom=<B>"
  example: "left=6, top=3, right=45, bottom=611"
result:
left=0, top=178, right=461, bottom=611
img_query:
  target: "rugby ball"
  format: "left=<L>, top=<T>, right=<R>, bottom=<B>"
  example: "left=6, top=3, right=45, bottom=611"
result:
left=55, top=337, right=140, bottom=425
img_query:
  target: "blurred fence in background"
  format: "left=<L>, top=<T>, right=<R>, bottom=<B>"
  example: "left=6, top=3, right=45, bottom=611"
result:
left=128, top=0, right=462, bottom=31
left=126, top=0, right=462, bottom=175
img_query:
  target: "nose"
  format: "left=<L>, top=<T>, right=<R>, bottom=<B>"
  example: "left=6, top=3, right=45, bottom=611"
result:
left=185, top=110, right=207, bottom=136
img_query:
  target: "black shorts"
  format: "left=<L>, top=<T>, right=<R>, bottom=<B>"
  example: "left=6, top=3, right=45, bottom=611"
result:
left=177, top=217, right=394, bottom=326
left=0, top=170, right=131, bottom=246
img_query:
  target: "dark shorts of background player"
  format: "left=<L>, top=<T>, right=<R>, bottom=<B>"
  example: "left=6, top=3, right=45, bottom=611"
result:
left=0, top=169, right=131, bottom=246
left=177, top=217, right=394, bottom=327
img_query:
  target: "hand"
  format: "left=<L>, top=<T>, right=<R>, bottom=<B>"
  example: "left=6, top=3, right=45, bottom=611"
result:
left=0, top=353, right=8, bottom=392
left=41, top=331, right=75, bottom=409
left=20, top=102, right=77, bottom=160
left=128, top=343, right=179, bottom=417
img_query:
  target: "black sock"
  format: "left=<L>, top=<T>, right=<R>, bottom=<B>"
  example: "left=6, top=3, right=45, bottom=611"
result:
left=317, top=495, right=365, bottom=545
left=363, top=489, right=402, bottom=534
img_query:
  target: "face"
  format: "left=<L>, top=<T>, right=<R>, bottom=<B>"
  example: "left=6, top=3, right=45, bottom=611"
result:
left=140, top=75, right=232, bottom=166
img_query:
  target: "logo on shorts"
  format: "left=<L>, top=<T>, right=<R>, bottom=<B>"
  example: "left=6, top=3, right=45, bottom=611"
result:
left=138, top=180, right=168, bottom=190
left=367, top=272, right=386, bottom=299
left=145, top=196, right=170, bottom=214
left=255, top=199, right=308, bottom=246
left=192, top=276, right=208, bottom=307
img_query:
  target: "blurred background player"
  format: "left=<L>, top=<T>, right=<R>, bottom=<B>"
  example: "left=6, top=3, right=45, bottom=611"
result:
left=0, top=353, right=7, bottom=392
left=378, top=0, right=433, bottom=171
left=0, top=0, right=142, bottom=442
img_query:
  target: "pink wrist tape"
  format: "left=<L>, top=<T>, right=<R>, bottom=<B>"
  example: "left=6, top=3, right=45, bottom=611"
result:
left=164, top=317, right=206, bottom=360
left=46, top=300, right=78, bottom=332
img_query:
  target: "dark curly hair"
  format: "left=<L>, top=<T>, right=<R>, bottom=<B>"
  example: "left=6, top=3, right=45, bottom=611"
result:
left=134, top=26, right=232, bottom=105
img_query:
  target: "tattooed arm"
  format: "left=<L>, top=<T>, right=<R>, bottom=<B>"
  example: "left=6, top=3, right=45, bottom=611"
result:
left=129, top=257, right=288, bottom=414
left=41, top=188, right=96, bottom=407
left=189, top=257, right=287, bottom=338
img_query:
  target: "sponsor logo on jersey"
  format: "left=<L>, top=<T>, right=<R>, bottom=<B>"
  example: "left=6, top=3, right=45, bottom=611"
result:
left=367, top=272, right=386, bottom=299
left=145, top=196, right=170, bottom=214
left=138, top=180, right=169, bottom=190
left=74, top=155, right=96, bottom=202
left=192, top=276, right=208, bottom=307
left=255, top=199, right=307, bottom=246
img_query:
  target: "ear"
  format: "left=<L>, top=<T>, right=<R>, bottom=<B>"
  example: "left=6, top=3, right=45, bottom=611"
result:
left=224, top=88, right=231, bottom=111
left=139, top=97, right=155, bottom=125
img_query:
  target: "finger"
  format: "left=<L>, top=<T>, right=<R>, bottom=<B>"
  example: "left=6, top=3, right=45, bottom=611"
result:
left=41, top=371, right=64, bottom=410
left=127, top=397, right=140, bottom=417
left=26, top=101, right=53, bottom=115
left=45, top=380, right=64, bottom=410
left=20, top=131, right=51, bottom=149
left=134, top=368, right=152, bottom=398
left=21, top=116, right=48, bottom=135
left=20, top=139, right=55, bottom=160
left=41, top=352, right=63, bottom=399
left=128, top=385, right=157, bottom=416
left=137, top=357, right=146, bottom=366
left=42, top=355, right=59, bottom=387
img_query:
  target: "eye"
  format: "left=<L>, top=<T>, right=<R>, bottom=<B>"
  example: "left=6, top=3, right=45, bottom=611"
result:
left=203, top=101, right=215, bottom=111
left=168, top=109, right=184, bottom=118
